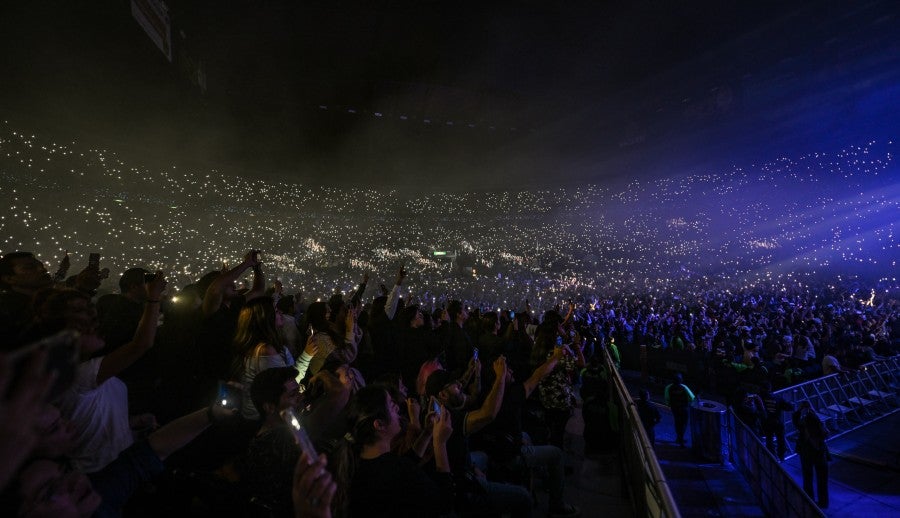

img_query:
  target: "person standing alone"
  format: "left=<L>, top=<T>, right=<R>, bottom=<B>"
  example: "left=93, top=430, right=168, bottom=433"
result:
left=793, top=401, right=830, bottom=509
left=636, top=389, right=661, bottom=446
left=760, top=381, right=793, bottom=461
left=664, top=373, right=695, bottom=447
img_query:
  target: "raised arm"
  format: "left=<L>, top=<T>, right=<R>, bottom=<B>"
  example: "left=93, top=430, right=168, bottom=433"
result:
left=458, top=356, right=482, bottom=402
left=147, top=404, right=233, bottom=461
left=464, top=356, right=507, bottom=435
left=350, top=272, right=369, bottom=307
left=523, top=346, right=563, bottom=398
left=384, top=266, right=406, bottom=320
left=432, top=408, right=453, bottom=473
left=561, top=301, right=575, bottom=326
left=244, top=260, right=267, bottom=302
left=97, top=272, right=166, bottom=384
left=202, top=250, right=258, bottom=316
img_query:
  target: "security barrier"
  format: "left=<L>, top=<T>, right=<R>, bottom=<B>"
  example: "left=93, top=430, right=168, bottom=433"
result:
left=776, top=357, right=899, bottom=439
left=603, top=347, right=681, bottom=518
left=728, top=409, right=825, bottom=518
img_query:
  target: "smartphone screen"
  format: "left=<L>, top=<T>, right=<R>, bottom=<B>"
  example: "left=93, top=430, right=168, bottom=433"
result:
left=430, top=397, right=441, bottom=417
left=88, top=253, right=100, bottom=269
left=472, top=347, right=479, bottom=361
left=281, top=407, right=317, bottom=458
left=216, top=380, right=242, bottom=410
left=9, top=330, right=80, bottom=403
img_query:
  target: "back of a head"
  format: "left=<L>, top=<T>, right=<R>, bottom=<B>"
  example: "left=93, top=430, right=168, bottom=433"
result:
left=119, top=267, right=149, bottom=293
left=38, top=288, right=91, bottom=329
left=234, top=296, right=279, bottom=353
left=0, top=251, right=34, bottom=290
left=447, top=300, right=463, bottom=321
left=307, top=301, right=329, bottom=331
left=276, top=294, right=295, bottom=314
left=346, top=385, right=390, bottom=444
left=399, top=304, right=419, bottom=328
left=481, top=312, right=498, bottom=333
left=673, top=372, right=683, bottom=384
left=196, top=271, right=221, bottom=299
left=328, top=294, right=345, bottom=320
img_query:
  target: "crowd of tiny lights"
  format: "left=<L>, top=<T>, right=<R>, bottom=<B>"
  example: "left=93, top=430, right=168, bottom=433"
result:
left=0, top=121, right=897, bottom=310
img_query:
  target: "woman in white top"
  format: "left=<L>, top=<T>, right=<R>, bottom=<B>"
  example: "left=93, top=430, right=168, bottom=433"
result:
left=232, top=297, right=315, bottom=420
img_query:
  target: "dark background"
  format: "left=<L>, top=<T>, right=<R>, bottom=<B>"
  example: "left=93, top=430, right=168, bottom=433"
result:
left=2, top=0, right=898, bottom=191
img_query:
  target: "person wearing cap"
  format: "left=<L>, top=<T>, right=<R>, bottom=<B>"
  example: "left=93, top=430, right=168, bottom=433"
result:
left=426, top=357, right=532, bottom=517
left=664, top=372, right=695, bottom=447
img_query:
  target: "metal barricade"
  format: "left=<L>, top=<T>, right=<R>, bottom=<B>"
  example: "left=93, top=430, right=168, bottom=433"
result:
left=603, top=347, right=681, bottom=518
left=776, top=357, right=900, bottom=438
left=728, top=408, right=825, bottom=518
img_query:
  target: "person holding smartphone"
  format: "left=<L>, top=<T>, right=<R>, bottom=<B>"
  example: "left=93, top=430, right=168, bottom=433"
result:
left=331, top=385, right=455, bottom=518
left=531, top=311, right=585, bottom=450
left=232, top=298, right=316, bottom=421
left=237, top=366, right=305, bottom=516
left=44, top=273, right=167, bottom=474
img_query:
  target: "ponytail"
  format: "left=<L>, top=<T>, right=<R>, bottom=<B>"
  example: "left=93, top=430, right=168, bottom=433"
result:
left=328, top=386, right=392, bottom=517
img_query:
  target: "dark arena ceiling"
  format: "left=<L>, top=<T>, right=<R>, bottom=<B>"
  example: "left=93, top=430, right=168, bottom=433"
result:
left=1, top=0, right=899, bottom=190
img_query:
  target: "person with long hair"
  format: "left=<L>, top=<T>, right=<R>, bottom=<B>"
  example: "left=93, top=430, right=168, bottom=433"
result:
left=531, top=312, right=585, bottom=450
left=305, top=301, right=359, bottom=376
left=329, top=385, right=454, bottom=518
left=233, top=297, right=315, bottom=420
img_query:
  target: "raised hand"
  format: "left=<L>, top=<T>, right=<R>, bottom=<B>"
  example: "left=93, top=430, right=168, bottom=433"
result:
left=492, top=355, right=508, bottom=379
left=292, top=452, right=336, bottom=518
left=146, top=271, right=167, bottom=301
left=433, top=406, right=453, bottom=444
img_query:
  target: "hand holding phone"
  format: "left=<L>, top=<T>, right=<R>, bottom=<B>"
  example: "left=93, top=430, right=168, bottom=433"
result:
left=282, top=407, right=317, bottom=459
left=88, top=253, right=100, bottom=269
left=216, top=380, right=242, bottom=411
left=430, top=396, right=441, bottom=418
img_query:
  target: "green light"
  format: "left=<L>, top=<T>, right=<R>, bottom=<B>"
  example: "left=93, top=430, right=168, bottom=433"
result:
left=433, top=251, right=447, bottom=256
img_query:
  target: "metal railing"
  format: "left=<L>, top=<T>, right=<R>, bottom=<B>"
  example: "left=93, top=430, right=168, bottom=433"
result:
left=775, top=357, right=899, bottom=441
left=728, top=409, right=825, bottom=518
left=603, top=347, right=681, bottom=518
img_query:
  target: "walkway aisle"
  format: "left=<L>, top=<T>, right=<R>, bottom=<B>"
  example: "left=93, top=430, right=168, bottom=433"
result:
left=558, top=407, right=634, bottom=517
left=620, top=370, right=765, bottom=517
left=781, top=411, right=900, bottom=517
